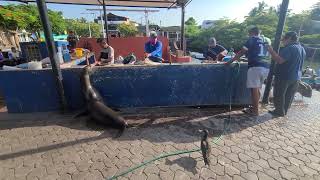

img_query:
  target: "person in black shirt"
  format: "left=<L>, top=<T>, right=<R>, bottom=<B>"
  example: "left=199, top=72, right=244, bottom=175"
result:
left=203, top=37, right=227, bottom=61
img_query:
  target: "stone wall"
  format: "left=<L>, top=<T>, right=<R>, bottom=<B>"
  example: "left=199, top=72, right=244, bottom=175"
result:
left=0, top=29, right=19, bottom=50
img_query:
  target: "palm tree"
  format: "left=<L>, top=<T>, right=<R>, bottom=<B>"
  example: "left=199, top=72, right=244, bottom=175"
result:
left=248, top=1, right=268, bottom=17
left=311, top=2, right=320, bottom=21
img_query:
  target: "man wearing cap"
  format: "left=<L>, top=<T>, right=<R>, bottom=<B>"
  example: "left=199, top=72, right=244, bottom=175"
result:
left=144, top=31, right=163, bottom=63
left=228, top=27, right=271, bottom=116
left=203, top=37, right=227, bottom=62
left=267, top=31, right=306, bottom=117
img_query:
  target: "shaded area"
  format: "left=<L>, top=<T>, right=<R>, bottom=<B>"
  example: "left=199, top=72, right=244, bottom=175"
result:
left=0, top=106, right=274, bottom=161
left=165, top=157, right=198, bottom=175
left=0, top=131, right=112, bottom=161
left=0, top=92, right=319, bottom=180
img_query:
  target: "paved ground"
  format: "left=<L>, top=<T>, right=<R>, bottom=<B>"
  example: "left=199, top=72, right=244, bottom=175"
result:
left=0, top=92, right=320, bottom=180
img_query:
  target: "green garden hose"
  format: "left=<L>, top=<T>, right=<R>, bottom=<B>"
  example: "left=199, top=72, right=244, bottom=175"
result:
left=108, top=134, right=224, bottom=180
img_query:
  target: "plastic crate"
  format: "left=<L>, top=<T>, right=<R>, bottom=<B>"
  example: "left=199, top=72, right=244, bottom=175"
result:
left=20, top=42, right=42, bottom=61
left=20, top=41, right=69, bottom=61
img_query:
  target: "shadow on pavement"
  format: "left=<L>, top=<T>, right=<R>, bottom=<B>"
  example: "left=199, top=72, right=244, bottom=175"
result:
left=0, top=106, right=274, bottom=162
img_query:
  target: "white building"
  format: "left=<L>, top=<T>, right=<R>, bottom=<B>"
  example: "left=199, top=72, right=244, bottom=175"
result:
left=201, top=20, right=216, bottom=29
left=95, top=13, right=138, bottom=37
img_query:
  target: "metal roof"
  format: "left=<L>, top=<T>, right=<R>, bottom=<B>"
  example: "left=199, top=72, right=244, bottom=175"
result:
left=2, top=0, right=180, bottom=8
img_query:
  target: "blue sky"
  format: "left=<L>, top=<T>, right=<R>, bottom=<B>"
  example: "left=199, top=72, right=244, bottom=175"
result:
left=1, top=0, right=318, bottom=26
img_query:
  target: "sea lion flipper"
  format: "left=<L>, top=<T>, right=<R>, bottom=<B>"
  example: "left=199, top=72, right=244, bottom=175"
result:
left=114, top=123, right=127, bottom=138
left=114, top=128, right=125, bottom=138
left=73, top=109, right=89, bottom=119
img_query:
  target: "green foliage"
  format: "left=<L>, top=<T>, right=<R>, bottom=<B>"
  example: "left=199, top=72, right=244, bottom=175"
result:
left=248, top=1, right=268, bottom=16
left=311, top=2, right=320, bottom=20
left=185, top=25, right=200, bottom=38
left=185, top=17, right=197, bottom=26
left=213, top=22, right=247, bottom=50
left=187, top=28, right=212, bottom=52
left=0, top=4, right=66, bottom=34
left=117, top=22, right=138, bottom=37
left=287, top=11, right=311, bottom=33
left=301, top=34, right=320, bottom=59
left=1, top=1, right=319, bottom=54
left=187, top=1, right=320, bottom=53
left=188, top=19, right=247, bottom=52
left=65, top=19, right=101, bottom=38
left=15, top=5, right=42, bottom=33
left=300, top=34, right=320, bottom=44
left=287, top=8, right=320, bottom=35
left=0, top=5, right=30, bottom=30
left=185, top=17, right=201, bottom=50
left=185, top=17, right=200, bottom=38
left=244, top=2, right=279, bottom=39
left=48, top=10, right=66, bottom=34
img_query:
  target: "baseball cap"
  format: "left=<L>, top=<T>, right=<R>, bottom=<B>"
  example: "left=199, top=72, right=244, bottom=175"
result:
left=248, top=26, right=261, bottom=34
left=283, top=31, right=298, bottom=41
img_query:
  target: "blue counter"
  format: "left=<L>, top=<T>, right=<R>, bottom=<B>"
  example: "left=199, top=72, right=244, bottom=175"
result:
left=0, top=63, right=251, bottom=113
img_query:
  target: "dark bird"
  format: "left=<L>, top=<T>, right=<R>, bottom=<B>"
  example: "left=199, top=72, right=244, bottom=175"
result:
left=200, top=129, right=211, bottom=166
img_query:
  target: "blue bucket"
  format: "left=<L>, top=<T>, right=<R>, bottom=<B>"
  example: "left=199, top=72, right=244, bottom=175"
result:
left=222, top=56, right=232, bottom=62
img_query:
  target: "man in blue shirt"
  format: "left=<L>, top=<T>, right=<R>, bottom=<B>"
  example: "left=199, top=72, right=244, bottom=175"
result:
left=228, top=27, right=271, bottom=116
left=267, top=31, right=306, bottom=117
left=144, top=31, right=163, bottom=63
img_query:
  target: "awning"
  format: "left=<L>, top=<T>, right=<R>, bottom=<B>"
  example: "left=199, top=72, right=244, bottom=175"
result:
left=2, top=0, right=180, bottom=8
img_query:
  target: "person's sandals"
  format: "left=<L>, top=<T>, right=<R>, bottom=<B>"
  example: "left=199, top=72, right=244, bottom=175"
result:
left=268, top=110, right=285, bottom=118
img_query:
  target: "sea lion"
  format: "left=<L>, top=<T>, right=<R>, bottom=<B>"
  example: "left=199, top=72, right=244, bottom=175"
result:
left=80, top=66, right=103, bottom=102
left=77, top=65, right=127, bottom=136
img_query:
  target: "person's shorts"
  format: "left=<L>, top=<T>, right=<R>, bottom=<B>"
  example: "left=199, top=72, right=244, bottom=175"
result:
left=247, top=67, right=269, bottom=88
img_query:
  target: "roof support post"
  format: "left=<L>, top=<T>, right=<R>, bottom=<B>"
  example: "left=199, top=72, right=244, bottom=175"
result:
left=145, top=10, right=150, bottom=36
left=180, top=3, right=186, bottom=55
left=262, top=0, right=289, bottom=104
left=36, top=0, right=67, bottom=112
left=102, top=0, right=109, bottom=43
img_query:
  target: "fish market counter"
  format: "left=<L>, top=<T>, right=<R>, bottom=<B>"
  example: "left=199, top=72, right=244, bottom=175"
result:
left=0, top=63, right=251, bottom=113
